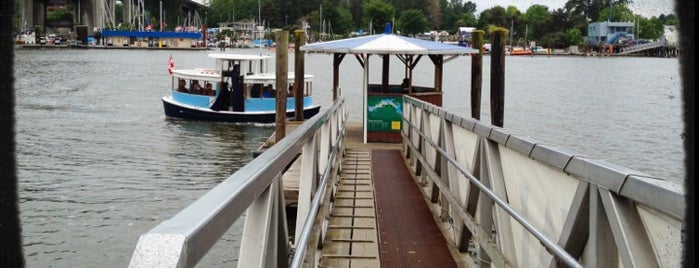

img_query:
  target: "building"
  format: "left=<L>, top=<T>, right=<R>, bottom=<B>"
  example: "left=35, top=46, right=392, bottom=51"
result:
left=586, top=21, right=635, bottom=45
left=101, top=30, right=202, bottom=48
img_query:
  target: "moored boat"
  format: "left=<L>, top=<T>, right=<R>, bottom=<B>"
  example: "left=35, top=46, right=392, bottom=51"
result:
left=508, top=47, right=533, bottom=56
left=162, top=53, right=320, bottom=123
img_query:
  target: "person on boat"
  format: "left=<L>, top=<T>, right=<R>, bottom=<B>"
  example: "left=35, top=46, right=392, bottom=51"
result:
left=192, top=83, right=203, bottom=95
left=190, top=80, right=202, bottom=94
left=288, top=85, right=295, bottom=97
left=176, top=79, right=189, bottom=93
left=204, top=83, right=215, bottom=96
left=262, top=84, right=276, bottom=98
left=250, top=84, right=262, bottom=98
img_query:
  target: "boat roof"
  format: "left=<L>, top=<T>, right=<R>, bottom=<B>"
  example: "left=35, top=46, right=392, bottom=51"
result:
left=171, top=68, right=220, bottom=81
left=244, top=72, right=314, bottom=84
left=208, top=53, right=273, bottom=61
left=301, top=33, right=478, bottom=55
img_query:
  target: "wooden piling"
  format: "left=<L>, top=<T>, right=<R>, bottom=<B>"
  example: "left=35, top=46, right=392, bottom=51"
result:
left=294, top=30, right=306, bottom=121
left=276, top=30, right=289, bottom=142
left=471, top=30, right=484, bottom=120
left=490, top=28, right=507, bottom=127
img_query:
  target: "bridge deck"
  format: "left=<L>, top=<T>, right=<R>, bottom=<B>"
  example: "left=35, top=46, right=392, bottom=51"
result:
left=317, top=123, right=460, bottom=267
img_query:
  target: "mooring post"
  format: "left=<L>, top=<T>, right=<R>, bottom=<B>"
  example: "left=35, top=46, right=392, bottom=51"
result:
left=294, top=30, right=306, bottom=121
left=276, top=30, right=289, bottom=142
left=491, top=28, right=507, bottom=127
left=471, top=30, right=484, bottom=120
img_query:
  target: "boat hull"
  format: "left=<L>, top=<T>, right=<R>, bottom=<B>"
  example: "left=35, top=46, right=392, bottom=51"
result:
left=163, top=97, right=321, bottom=123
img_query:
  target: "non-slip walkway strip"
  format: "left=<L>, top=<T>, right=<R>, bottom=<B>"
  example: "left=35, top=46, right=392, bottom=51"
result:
left=372, top=149, right=458, bottom=268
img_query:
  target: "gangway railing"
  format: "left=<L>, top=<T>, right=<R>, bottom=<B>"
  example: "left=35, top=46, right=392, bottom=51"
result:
left=129, top=97, right=347, bottom=268
left=618, top=40, right=667, bottom=55
left=401, top=95, right=684, bottom=267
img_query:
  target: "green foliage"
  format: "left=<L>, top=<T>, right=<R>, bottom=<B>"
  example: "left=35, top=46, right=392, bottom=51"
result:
left=196, top=0, right=678, bottom=47
left=47, top=9, right=73, bottom=21
left=566, top=28, right=584, bottom=45
left=323, top=4, right=355, bottom=34
left=659, top=14, right=678, bottom=25
left=118, top=22, right=132, bottom=31
left=523, top=5, right=550, bottom=42
left=478, top=6, right=508, bottom=29
left=397, top=9, right=429, bottom=36
left=454, top=13, right=477, bottom=29
left=541, top=31, right=569, bottom=48
left=362, top=0, right=396, bottom=34
left=638, top=16, right=665, bottom=40
left=597, top=4, right=634, bottom=22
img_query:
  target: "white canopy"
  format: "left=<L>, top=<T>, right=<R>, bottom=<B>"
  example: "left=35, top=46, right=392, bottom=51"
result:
left=300, top=33, right=478, bottom=55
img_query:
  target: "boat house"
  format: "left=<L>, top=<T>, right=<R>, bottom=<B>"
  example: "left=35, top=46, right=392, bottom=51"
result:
left=586, top=21, right=635, bottom=45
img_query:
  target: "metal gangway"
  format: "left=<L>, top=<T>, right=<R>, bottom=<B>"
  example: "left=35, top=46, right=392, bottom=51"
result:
left=618, top=40, right=668, bottom=55
left=128, top=95, right=685, bottom=267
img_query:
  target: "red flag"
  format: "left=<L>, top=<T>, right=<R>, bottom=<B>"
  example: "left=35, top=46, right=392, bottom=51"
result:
left=168, top=55, right=174, bottom=75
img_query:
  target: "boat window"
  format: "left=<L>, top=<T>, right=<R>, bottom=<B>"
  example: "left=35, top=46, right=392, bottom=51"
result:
left=250, top=84, right=262, bottom=98
left=176, top=79, right=189, bottom=93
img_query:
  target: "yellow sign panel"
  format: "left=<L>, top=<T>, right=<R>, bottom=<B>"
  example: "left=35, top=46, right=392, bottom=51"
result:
left=391, top=121, right=401, bottom=130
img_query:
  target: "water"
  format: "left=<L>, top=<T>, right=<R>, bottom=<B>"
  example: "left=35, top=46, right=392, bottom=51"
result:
left=14, top=48, right=683, bottom=267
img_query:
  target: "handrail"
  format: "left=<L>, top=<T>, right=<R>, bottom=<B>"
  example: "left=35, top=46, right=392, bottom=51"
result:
left=401, top=95, right=684, bottom=268
left=402, top=114, right=582, bottom=268
left=129, top=96, right=346, bottom=268
left=290, top=111, right=347, bottom=267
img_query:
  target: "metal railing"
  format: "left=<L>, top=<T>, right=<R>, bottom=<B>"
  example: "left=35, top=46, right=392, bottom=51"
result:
left=401, top=95, right=685, bottom=268
left=618, top=40, right=668, bottom=54
left=128, top=96, right=346, bottom=268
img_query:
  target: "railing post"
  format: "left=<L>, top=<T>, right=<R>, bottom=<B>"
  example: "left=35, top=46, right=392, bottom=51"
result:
left=238, top=178, right=284, bottom=268
left=295, top=135, right=318, bottom=245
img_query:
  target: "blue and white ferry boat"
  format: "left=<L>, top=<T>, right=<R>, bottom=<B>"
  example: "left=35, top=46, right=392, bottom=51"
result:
left=162, top=53, right=320, bottom=123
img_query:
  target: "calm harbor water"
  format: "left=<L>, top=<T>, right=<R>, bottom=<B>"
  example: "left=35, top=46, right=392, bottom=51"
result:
left=14, top=48, right=683, bottom=267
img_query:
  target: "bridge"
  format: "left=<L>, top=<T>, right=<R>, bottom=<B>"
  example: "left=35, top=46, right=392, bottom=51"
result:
left=617, top=40, right=681, bottom=57
left=127, top=95, right=684, bottom=267
left=17, top=0, right=209, bottom=36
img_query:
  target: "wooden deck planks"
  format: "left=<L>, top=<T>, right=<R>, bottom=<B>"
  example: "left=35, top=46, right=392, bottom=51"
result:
left=320, top=148, right=380, bottom=267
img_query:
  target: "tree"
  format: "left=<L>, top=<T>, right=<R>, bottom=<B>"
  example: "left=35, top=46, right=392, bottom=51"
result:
left=564, top=0, right=632, bottom=22
left=523, top=5, right=550, bottom=42
left=426, top=0, right=443, bottom=29
left=597, top=3, right=634, bottom=22
left=362, top=0, right=396, bottom=34
left=478, top=5, right=508, bottom=29
left=397, top=9, right=429, bottom=36
left=322, top=4, right=355, bottom=35
left=566, top=28, right=584, bottom=45
left=659, top=14, right=679, bottom=25
left=638, top=16, right=665, bottom=40
left=541, top=31, right=568, bottom=48
left=454, top=13, right=477, bottom=29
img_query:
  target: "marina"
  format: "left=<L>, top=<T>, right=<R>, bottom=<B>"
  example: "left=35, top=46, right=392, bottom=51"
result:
left=14, top=40, right=684, bottom=267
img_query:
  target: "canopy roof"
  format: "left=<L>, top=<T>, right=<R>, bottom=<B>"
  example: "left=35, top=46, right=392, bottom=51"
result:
left=300, top=33, right=478, bottom=55
left=244, top=72, right=314, bottom=84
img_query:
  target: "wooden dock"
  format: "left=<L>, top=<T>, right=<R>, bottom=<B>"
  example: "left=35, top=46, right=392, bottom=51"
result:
left=269, top=121, right=463, bottom=267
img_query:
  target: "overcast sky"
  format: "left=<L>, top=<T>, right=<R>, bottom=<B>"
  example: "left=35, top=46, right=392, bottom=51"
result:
left=469, top=0, right=676, bottom=17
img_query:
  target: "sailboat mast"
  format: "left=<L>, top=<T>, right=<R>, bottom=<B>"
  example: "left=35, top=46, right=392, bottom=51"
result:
left=258, top=0, right=262, bottom=56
